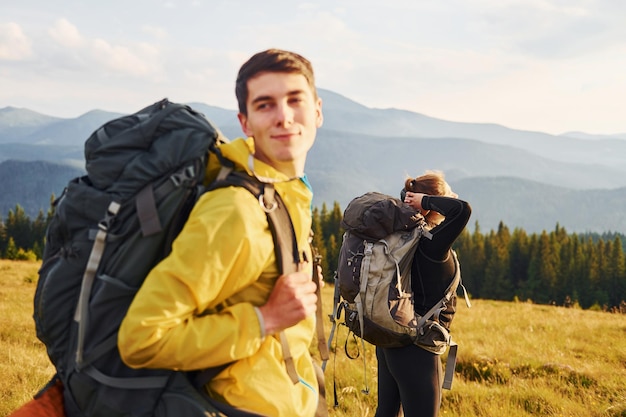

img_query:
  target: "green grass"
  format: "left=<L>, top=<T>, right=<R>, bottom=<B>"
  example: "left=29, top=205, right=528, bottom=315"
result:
left=2, top=260, right=626, bottom=416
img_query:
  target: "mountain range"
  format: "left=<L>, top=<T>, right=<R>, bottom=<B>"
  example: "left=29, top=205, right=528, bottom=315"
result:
left=1, top=89, right=625, bottom=235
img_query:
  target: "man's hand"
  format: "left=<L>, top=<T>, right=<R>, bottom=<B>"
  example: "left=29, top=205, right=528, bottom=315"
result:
left=258, top=270, right=318, bottom=335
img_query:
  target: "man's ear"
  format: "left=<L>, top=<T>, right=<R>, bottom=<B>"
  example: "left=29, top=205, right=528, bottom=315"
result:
left=316, top=98, right=324, bottom=128
left=238, top=113, right=252, bottom=137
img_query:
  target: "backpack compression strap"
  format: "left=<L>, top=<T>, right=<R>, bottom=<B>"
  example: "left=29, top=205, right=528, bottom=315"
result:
left=74, top=201, right=121, bottom=367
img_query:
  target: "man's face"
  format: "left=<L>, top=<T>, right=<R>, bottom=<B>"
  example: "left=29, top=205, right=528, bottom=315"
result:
left=237, top=72, right=323, bottom=177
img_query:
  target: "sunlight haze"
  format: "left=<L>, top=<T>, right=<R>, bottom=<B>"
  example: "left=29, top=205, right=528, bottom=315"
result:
left=1, top=0, right=625, bottom=136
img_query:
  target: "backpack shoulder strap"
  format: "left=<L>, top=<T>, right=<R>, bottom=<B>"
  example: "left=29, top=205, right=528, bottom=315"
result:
left=210, top=170, right=301, bottom=273
left=310, top=241, right=330, bottom=363
left=418, top=249, right=470, bottom=391
left=416, top=249, right=470, bottom=328
left=194, top=171, right=328, bottom=387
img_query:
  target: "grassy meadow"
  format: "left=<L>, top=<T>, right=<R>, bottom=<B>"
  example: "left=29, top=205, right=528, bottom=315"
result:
left=2, top=259, right=626, bottom=417
left=0, top=260, right=56, bottom=416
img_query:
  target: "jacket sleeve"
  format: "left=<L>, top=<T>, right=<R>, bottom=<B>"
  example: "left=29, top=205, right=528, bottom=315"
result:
left=411, top=196, right=471, bottom=325
left=118, top=186, right=275, bottom=371
left=420, top=196, right=471, bottom=260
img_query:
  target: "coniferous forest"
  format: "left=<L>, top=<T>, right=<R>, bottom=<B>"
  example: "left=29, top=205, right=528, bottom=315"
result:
left=310, top=202, right=626, bottom=312
left=2, top=201, right=625, bottom=312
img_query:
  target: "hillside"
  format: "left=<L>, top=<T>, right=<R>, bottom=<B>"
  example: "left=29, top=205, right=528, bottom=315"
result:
left=0, top=160, right=84, bottom=218
left=2, top=158, right=625, bottom=234
left=1, top=91, right=626, bottom=234
left=452, top=177, right=626, bottom=234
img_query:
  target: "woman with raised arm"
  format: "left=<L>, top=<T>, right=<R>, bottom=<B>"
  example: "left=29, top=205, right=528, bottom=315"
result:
left=375, top=170, right=472, bottom=417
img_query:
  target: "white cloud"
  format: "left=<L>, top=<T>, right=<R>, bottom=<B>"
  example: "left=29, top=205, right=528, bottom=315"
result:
left=33, top=18, right=165, bottom=79
left=48, top=18, right=85, bottom=49
left=1, top=0, right=625, bottom=133
left=0, top=22, right=32, bottom=60
left=142, top=25, right=169, bottom=40
left=90, top=38, right=162, bottom=77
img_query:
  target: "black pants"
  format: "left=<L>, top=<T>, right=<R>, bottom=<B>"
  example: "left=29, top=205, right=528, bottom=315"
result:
left=374, top=344, right=443, bottom=417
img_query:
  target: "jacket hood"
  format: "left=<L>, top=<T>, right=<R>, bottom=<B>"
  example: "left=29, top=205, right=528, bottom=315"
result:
left=205, top=137, right=302, bottom=185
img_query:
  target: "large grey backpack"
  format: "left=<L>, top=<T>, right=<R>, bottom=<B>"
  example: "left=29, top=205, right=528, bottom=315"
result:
left=327, top=192, right=469, bottom=392
left=33, top=99, right=316, bottom=417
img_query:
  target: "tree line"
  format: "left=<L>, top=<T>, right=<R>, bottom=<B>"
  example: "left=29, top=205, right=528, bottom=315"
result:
left=2, top=201, right=625, bottom=311
left=311, top=202, right=626, bottom=312
left=0, top=204, right=52, bottom=261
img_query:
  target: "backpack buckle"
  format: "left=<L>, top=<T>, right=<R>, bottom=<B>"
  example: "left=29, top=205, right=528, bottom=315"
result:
left=258, top=185, right=278, bottom=213
left=258, top=194, right=278, bottom=213
left=170, top=165, right=195, bottom=187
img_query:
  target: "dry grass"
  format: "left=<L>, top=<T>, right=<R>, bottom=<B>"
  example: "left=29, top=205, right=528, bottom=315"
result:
left=2, top=261, right=626, bottom=416
left=0, top=260, right=55, bottom=416
left=322, top=291, right=626, bottom=417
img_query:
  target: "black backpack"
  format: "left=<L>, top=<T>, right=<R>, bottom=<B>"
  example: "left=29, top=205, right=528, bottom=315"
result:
left=33, top=99, right=322, bottom=417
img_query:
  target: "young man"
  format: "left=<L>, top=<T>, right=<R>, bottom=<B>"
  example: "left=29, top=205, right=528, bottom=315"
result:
left=118, top=49, right=324, bottom=416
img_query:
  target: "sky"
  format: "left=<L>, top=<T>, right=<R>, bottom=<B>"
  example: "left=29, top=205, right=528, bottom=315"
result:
left=1, top=0, right=626, bottom=136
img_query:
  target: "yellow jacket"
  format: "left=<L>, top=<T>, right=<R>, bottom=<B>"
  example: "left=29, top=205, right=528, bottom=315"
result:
left=118, top=138, right=318, bottom=417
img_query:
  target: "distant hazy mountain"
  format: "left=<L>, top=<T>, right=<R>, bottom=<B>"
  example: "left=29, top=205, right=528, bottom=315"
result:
left=0, top=160, right=84, bottom=217
left=1, top=91, right=625, bottom=234
left=450, top=177, right=626, bottom=235
left=560, top=131, right=626, bottom=141
left=307, top=130, right=626, bottom=198
left=0, top=106, right=61, bottom=143
left=194, top=91, right=626, bottom=169
left=0, top=107, right=123, bottom=146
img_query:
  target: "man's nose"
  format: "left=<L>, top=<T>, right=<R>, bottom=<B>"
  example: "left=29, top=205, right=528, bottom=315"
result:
left=275, top=102, right=294, bottom=126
